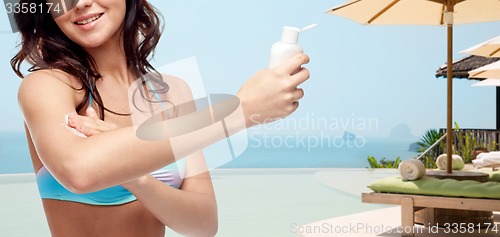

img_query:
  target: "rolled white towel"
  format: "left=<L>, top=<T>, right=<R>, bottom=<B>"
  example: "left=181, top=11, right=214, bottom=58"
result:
left=398, top=159, right=426, bottom=181
left=436, top=154, right=464, bottom=170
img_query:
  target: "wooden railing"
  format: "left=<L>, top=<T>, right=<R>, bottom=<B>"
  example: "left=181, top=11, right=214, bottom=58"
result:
left=441, top=128, right=500, bottom=150
left=417, top=129, right=500, bottom=167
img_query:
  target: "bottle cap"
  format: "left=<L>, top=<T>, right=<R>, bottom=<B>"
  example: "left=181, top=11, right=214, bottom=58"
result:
left=281, top=26, right=300, bottom=44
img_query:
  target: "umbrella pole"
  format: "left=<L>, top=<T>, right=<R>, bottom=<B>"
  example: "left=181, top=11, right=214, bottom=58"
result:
left=446, top=3, right=454, bottom=174
left=497, top=87, right=500, bottom=131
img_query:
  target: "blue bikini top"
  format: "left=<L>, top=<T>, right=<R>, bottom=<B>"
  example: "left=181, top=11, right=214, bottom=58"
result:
left=36, top=162, right=185, bottom=206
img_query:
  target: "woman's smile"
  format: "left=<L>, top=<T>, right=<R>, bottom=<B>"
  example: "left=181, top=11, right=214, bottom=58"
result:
left=74, top=13, right=104, bottom=31
left=54, top=0, right=125, bottom=49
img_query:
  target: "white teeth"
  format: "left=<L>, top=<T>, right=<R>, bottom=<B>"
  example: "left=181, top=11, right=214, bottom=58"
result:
left=76, top=14, right=101, bottom=25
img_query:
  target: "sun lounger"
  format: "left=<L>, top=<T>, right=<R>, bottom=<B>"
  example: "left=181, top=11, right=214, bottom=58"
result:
left=363, top=174, right=500, bottom=237
left=362, top=192, right=500, bottom=237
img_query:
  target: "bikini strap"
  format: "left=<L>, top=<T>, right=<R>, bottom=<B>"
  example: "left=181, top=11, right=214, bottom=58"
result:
left=86, top=69, right=93, bottom=108
left=88, top=91, right=93, bottom=108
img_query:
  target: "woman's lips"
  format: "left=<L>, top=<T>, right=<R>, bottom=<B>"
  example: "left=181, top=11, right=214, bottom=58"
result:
left=74, top=13, right=104, bottom=25
left=73, top=13, right=104, bottom=31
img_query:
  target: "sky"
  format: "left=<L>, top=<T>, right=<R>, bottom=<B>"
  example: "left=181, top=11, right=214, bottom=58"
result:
left=1, top=0, right=500, bottom=139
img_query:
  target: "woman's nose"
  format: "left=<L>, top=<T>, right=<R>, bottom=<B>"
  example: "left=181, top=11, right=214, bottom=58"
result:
left=73, top=0, right=94, bottom=11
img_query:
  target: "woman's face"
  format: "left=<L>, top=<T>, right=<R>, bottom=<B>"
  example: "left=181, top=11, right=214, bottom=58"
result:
left=52, top=0, right=127, bottom=49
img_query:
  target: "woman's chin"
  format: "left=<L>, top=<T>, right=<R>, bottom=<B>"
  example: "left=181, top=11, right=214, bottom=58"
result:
left=76, top=32, right=120, bottom=50
left=77, top=39, right=107, bottom=49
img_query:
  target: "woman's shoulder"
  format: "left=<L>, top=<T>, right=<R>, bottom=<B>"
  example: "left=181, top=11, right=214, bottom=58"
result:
left=20, top=69, right=81, bottom=89
left=162, top=74, right=194, bottom=102
left=18, top=69, right=82, bottom=106
left=159, top=74, right=198, bottom=116
left=162, top=74, right=190, bottom=91
left=21, top=69, right=81, bottom=88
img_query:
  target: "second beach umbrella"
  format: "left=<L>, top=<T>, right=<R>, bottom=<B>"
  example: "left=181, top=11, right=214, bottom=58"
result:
left=461, top=35, right=500, bottom=58
left=472, top=78, right=500, bottom=87
left=469, top=60, right=500, bottom=79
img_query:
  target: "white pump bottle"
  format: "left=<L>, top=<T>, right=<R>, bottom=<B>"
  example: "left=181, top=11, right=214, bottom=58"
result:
left=268, top=24, right=317, bottom=69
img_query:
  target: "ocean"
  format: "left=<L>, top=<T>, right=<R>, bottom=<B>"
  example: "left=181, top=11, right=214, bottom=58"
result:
left=0, top=131, right=419, bottom=174
left=0, top=131, right=33, bottom=174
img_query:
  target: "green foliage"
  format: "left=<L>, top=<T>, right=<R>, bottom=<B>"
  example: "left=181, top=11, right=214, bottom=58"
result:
left=453, top=122, right=476, bottom=164
left=367, top=156, right=401, bottom=168
left=416, top=123, right=498, bottom=168
left=368, top=123, right=497, bottom=170
left=416, top=129, right=444, bottom=168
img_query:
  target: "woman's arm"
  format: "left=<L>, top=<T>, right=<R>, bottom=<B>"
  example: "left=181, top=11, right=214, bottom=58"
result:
left=70, top=96, right=217, bottom=236
left=19, top=71, right=177, bottom=193
left=19, top=54, right=309, bottom=194
left=122, top=154, right=218, bottom=237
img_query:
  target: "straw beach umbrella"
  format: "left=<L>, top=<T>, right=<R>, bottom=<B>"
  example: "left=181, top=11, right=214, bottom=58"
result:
left=436, top=55, right=500, bottom=129
left=462, top=36, right=500, bottom=112
left=435, top=55, right=500, bottom=79
left=462, top=34, right=500, bottom=83
left=327, top=0, right=500, bottom=174
left=460, top=35, right=500, bottom=79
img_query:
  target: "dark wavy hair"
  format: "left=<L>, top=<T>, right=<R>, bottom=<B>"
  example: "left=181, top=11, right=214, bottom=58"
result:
left=10, top=0, right=166, bottom=119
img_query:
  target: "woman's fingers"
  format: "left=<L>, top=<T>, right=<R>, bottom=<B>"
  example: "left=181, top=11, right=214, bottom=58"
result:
left=79, top=119, right=105, bottom=133
left=75, top=123, right=95, bottom=137
left=291, top=88, right=305, bottom=101
left=237, top=53, right=310, bottom=127
left=290, top=67, right=310, bottom=87
left=67, top=112, right=117, bottom=136
left=291, top=101, right=300, bottom=114
left=275, top=54, right=310, bottom=76
left=86, top=107, right=99, bottom=119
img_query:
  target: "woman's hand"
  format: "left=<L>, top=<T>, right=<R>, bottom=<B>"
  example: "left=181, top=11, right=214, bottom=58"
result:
left=67, top=108, right=146, bottom=189
left=67, top=107, right=118, bottom=136
left=237, top=53, right=310, bottom=127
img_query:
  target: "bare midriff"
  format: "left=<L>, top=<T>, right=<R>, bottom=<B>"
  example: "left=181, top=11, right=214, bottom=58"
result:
left=41, top=199, right=165, bottom=237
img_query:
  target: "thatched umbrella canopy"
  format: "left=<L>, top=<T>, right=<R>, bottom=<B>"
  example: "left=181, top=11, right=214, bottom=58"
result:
left=435, top=55, right=500, bottom=79
left=435, top=55, right=500, bottom=130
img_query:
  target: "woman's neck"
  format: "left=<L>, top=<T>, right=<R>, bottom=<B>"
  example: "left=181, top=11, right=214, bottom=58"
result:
left=85, top=32, right=131, bottom=85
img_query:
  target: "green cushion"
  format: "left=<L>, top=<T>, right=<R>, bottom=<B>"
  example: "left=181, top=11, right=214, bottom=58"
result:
left=464, top=170, right=500, bottom=182
left=489, top=171, right=500, bottom=182
left=368, top=176, right=500, bottom=199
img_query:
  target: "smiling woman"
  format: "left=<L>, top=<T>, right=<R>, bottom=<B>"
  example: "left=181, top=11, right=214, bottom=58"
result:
left=8, top=0, right=310, bottom=236
left=54, top=0, right=125, bottom=46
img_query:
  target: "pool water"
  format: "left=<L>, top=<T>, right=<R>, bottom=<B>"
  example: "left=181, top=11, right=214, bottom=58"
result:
left=0, top=169, right=396, bottom=237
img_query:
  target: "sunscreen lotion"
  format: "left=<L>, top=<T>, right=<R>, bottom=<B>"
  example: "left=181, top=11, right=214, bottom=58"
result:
left=268, top=24, right=317, bottom=69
